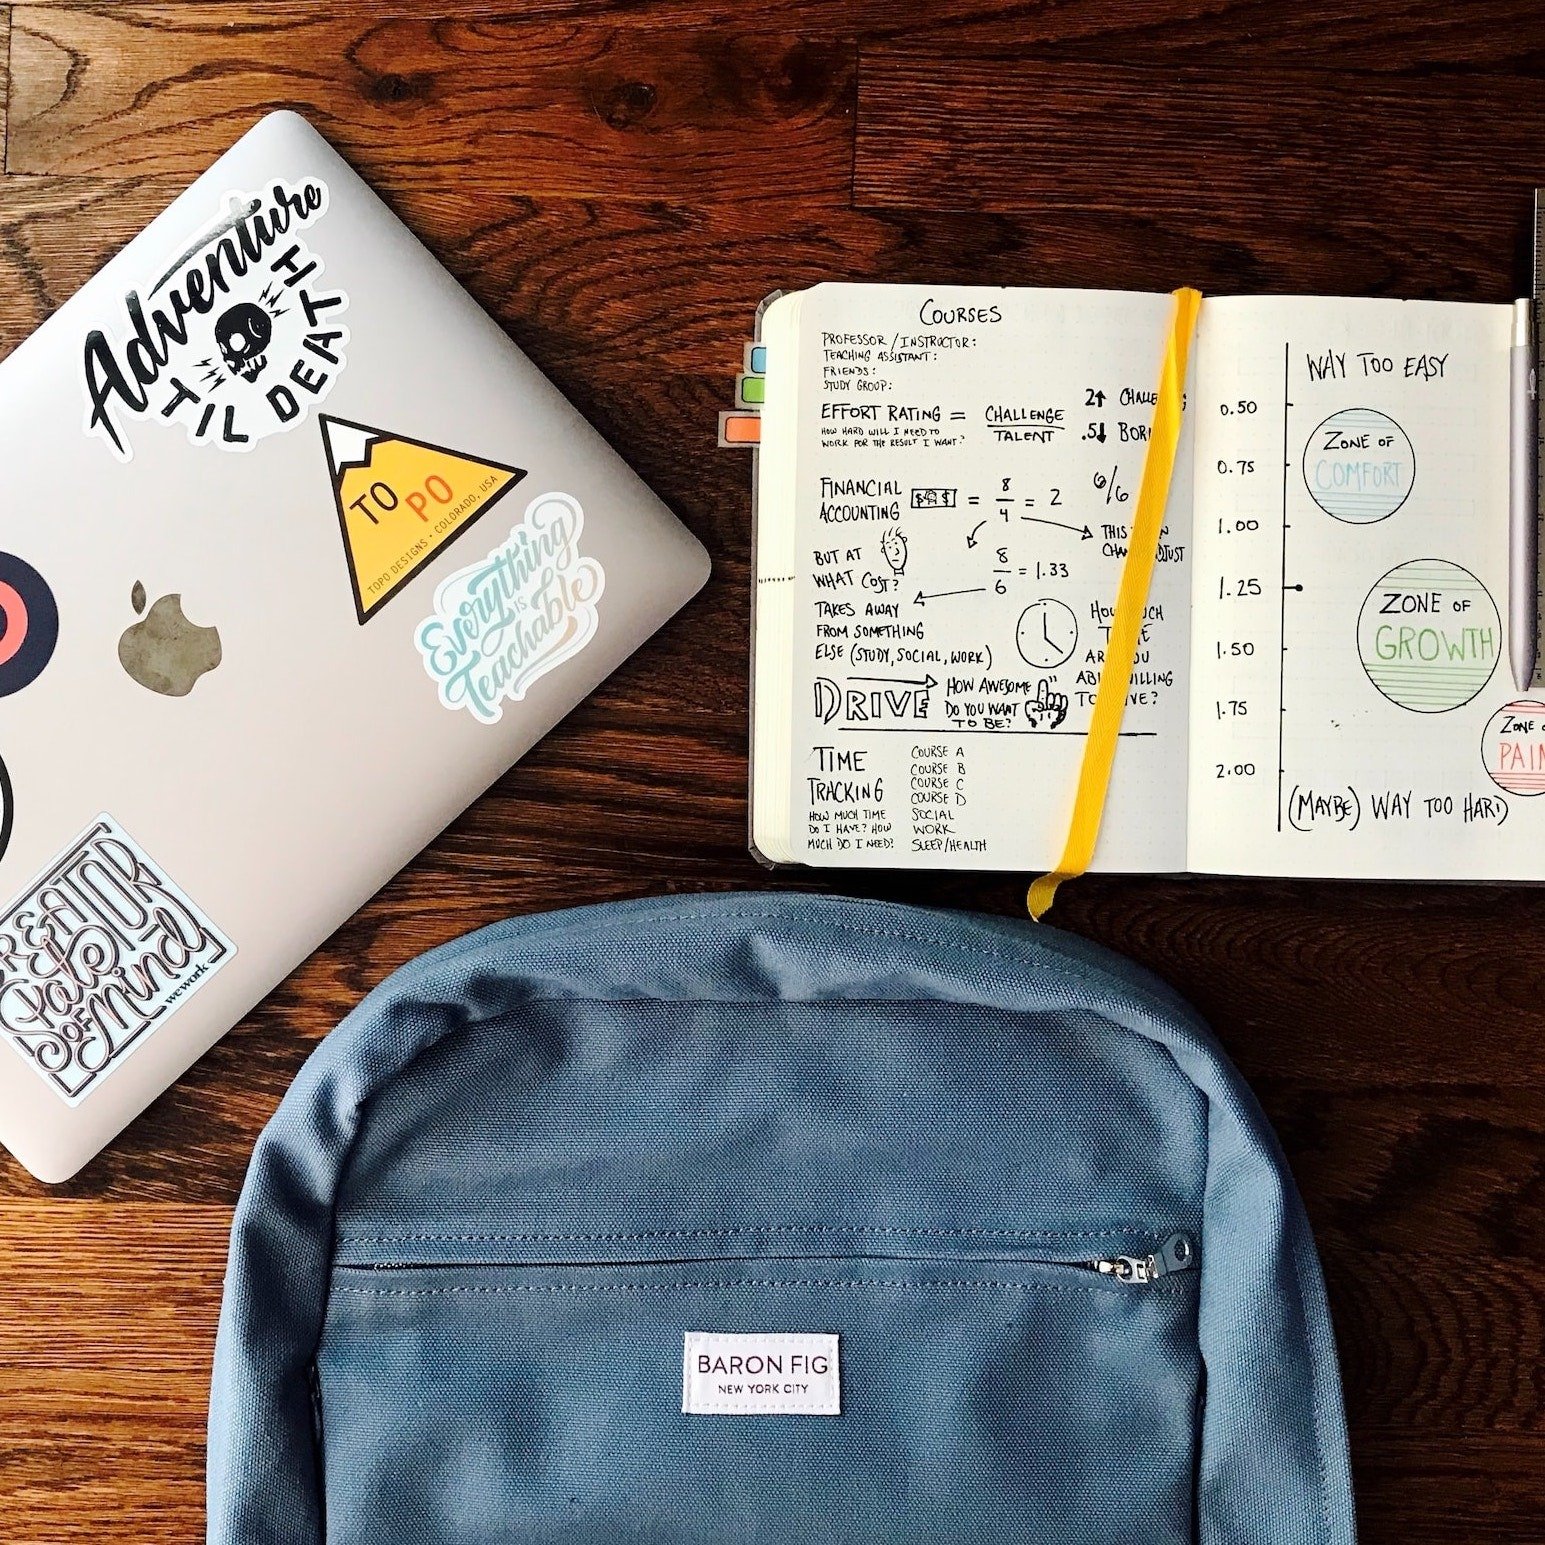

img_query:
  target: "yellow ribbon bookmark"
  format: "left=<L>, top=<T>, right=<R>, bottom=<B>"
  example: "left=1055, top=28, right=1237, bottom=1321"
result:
left=1028, top=287, right=1203, bottom=920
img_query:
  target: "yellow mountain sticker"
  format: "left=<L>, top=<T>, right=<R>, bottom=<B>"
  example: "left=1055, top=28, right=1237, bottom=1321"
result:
left=320, top=414, right=527, bottom=622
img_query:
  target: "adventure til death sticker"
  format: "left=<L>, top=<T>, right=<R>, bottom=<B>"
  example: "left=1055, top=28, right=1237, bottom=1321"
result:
left=0, top=816, right=233, bottom=1106
left=415, top=493, right=605, bottom=723
left=82, top=178, right=349, bottom=460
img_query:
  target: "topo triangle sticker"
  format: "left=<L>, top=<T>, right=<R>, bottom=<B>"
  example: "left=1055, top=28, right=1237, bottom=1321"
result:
left=320, top=413, right=528, bottom=623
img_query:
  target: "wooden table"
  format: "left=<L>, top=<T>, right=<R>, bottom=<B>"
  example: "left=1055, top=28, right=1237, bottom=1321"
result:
left=2, top=3, right=1543, bottom=1540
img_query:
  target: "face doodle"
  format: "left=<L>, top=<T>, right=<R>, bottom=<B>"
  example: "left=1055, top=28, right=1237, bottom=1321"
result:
left=214, top=301, right=274, bottom=382
left=879, top=526, right=908, bottom=575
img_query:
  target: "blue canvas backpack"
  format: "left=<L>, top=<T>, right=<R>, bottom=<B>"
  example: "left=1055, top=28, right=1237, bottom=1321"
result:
left=208, top=893, right=1354, bottom=1543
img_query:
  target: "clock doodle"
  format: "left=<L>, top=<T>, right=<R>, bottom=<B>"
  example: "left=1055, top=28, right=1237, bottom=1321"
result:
left=1016, top=599, right=1079, bottom=669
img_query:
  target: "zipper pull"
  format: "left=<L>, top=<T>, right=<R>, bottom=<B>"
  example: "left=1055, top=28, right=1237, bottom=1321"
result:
left=1090, top=1232, right=1197, bottom=1285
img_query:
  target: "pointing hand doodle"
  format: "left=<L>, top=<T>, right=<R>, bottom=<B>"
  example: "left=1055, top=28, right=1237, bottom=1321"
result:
left=1025, top=678, right=1069, bottom=730
left=879, top=526, right=908, bottom=575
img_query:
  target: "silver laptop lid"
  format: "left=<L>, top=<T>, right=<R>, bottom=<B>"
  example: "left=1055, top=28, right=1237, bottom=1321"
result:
left=0, top=111, right=709, bottom=1181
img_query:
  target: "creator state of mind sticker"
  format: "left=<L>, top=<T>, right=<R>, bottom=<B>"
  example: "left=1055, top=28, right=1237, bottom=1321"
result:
left=82, top=178, right=349, bottom=459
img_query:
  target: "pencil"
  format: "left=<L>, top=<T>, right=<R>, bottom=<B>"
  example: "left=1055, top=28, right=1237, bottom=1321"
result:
left=1509, top=298, right=1537, bottom=691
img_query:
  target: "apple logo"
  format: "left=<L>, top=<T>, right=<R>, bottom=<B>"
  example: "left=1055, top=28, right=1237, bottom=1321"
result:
left=117, top=580, right=222, bottom=697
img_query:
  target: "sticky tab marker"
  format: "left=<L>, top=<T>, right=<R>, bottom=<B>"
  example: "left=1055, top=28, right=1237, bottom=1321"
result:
left=745, top=343, right=767, bottom=374
left=737, top=374, right=766, bottom=406
left=718, top=411, right=761, bottom=447
left=1028, top=287, right=1203, bottom=920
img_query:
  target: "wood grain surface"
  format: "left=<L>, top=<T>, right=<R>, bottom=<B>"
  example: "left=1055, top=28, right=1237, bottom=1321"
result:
left=2, top=2, right=1544, bottom=1541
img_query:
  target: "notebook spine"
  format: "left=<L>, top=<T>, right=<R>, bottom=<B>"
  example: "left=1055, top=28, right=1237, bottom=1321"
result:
left=738, top=292, right=781, bottom=868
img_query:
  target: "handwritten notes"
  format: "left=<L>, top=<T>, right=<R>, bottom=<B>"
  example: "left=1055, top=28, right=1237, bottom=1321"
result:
left=753, top=285, right=1194, bottom=871
left=754, top=286, right=1543, bottom=882
left=1188, top=295, right=1524, bottom=880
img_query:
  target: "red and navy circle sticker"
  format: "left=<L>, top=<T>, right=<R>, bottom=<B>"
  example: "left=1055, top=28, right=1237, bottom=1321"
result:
left=0, top=552, right=59, bottom=698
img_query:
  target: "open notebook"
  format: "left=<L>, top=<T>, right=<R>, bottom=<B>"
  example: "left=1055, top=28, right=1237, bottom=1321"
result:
left=751, top=284, right=1543, bottom=881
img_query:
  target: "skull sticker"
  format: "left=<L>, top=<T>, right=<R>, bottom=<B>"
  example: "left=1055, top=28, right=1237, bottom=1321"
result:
left=214, top=302, right=273, bottom=383
left=80, top=177, right=350, bottom=459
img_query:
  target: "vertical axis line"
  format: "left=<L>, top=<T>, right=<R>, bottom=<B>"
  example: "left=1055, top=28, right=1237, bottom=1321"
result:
left=1277, top=340, right=1290, bottom=831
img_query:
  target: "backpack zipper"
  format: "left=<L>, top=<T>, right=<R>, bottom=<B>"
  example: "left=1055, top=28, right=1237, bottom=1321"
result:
left=336, top=1232, right=1198, bottom=1285
left=1085, top=1232, right=1196, bottom=1285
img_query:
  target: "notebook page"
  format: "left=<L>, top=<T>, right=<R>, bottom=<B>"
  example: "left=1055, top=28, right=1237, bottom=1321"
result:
left=1187, top=296, right=1534, bottom=880
left=776, top=284, right=1194, bottom=871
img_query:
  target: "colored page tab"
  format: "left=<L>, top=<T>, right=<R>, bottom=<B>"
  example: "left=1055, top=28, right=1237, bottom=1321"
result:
left=718, top=411, right=761, bottom=446
left=321, top=414, right=527, bottom=622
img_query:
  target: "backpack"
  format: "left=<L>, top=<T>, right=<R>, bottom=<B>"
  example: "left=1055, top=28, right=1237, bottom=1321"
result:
left=208, top=892, right=1354, bottom=1543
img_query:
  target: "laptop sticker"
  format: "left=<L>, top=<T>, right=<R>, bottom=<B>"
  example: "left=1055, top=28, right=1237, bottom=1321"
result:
left=415, top=493, right=605, bottom=724
left=321, top=415, right=529, bottom=624
left=0, top=553, right=60, bottom=698
left=0, top=815, right=233, bottom=1107
left=82, top=179, right=349, bottom=461
left=0, top=755, right=12, bottom=867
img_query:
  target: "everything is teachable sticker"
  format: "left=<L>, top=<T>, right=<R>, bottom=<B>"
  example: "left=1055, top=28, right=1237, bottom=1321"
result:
left=416, top=493, right=605, bottom=724
left=82, top=178, right=349, bottom=460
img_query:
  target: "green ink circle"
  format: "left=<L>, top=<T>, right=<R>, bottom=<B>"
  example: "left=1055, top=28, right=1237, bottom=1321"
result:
left=1357, top=559, right=1498, bottom=713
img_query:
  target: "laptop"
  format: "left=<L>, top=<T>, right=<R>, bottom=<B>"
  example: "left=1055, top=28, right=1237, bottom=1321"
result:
left=0, top=112, right=710, bottom=1182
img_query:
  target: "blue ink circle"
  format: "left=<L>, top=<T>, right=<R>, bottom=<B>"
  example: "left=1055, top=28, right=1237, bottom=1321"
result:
left=1303, top=408, right=1414, bottom=524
